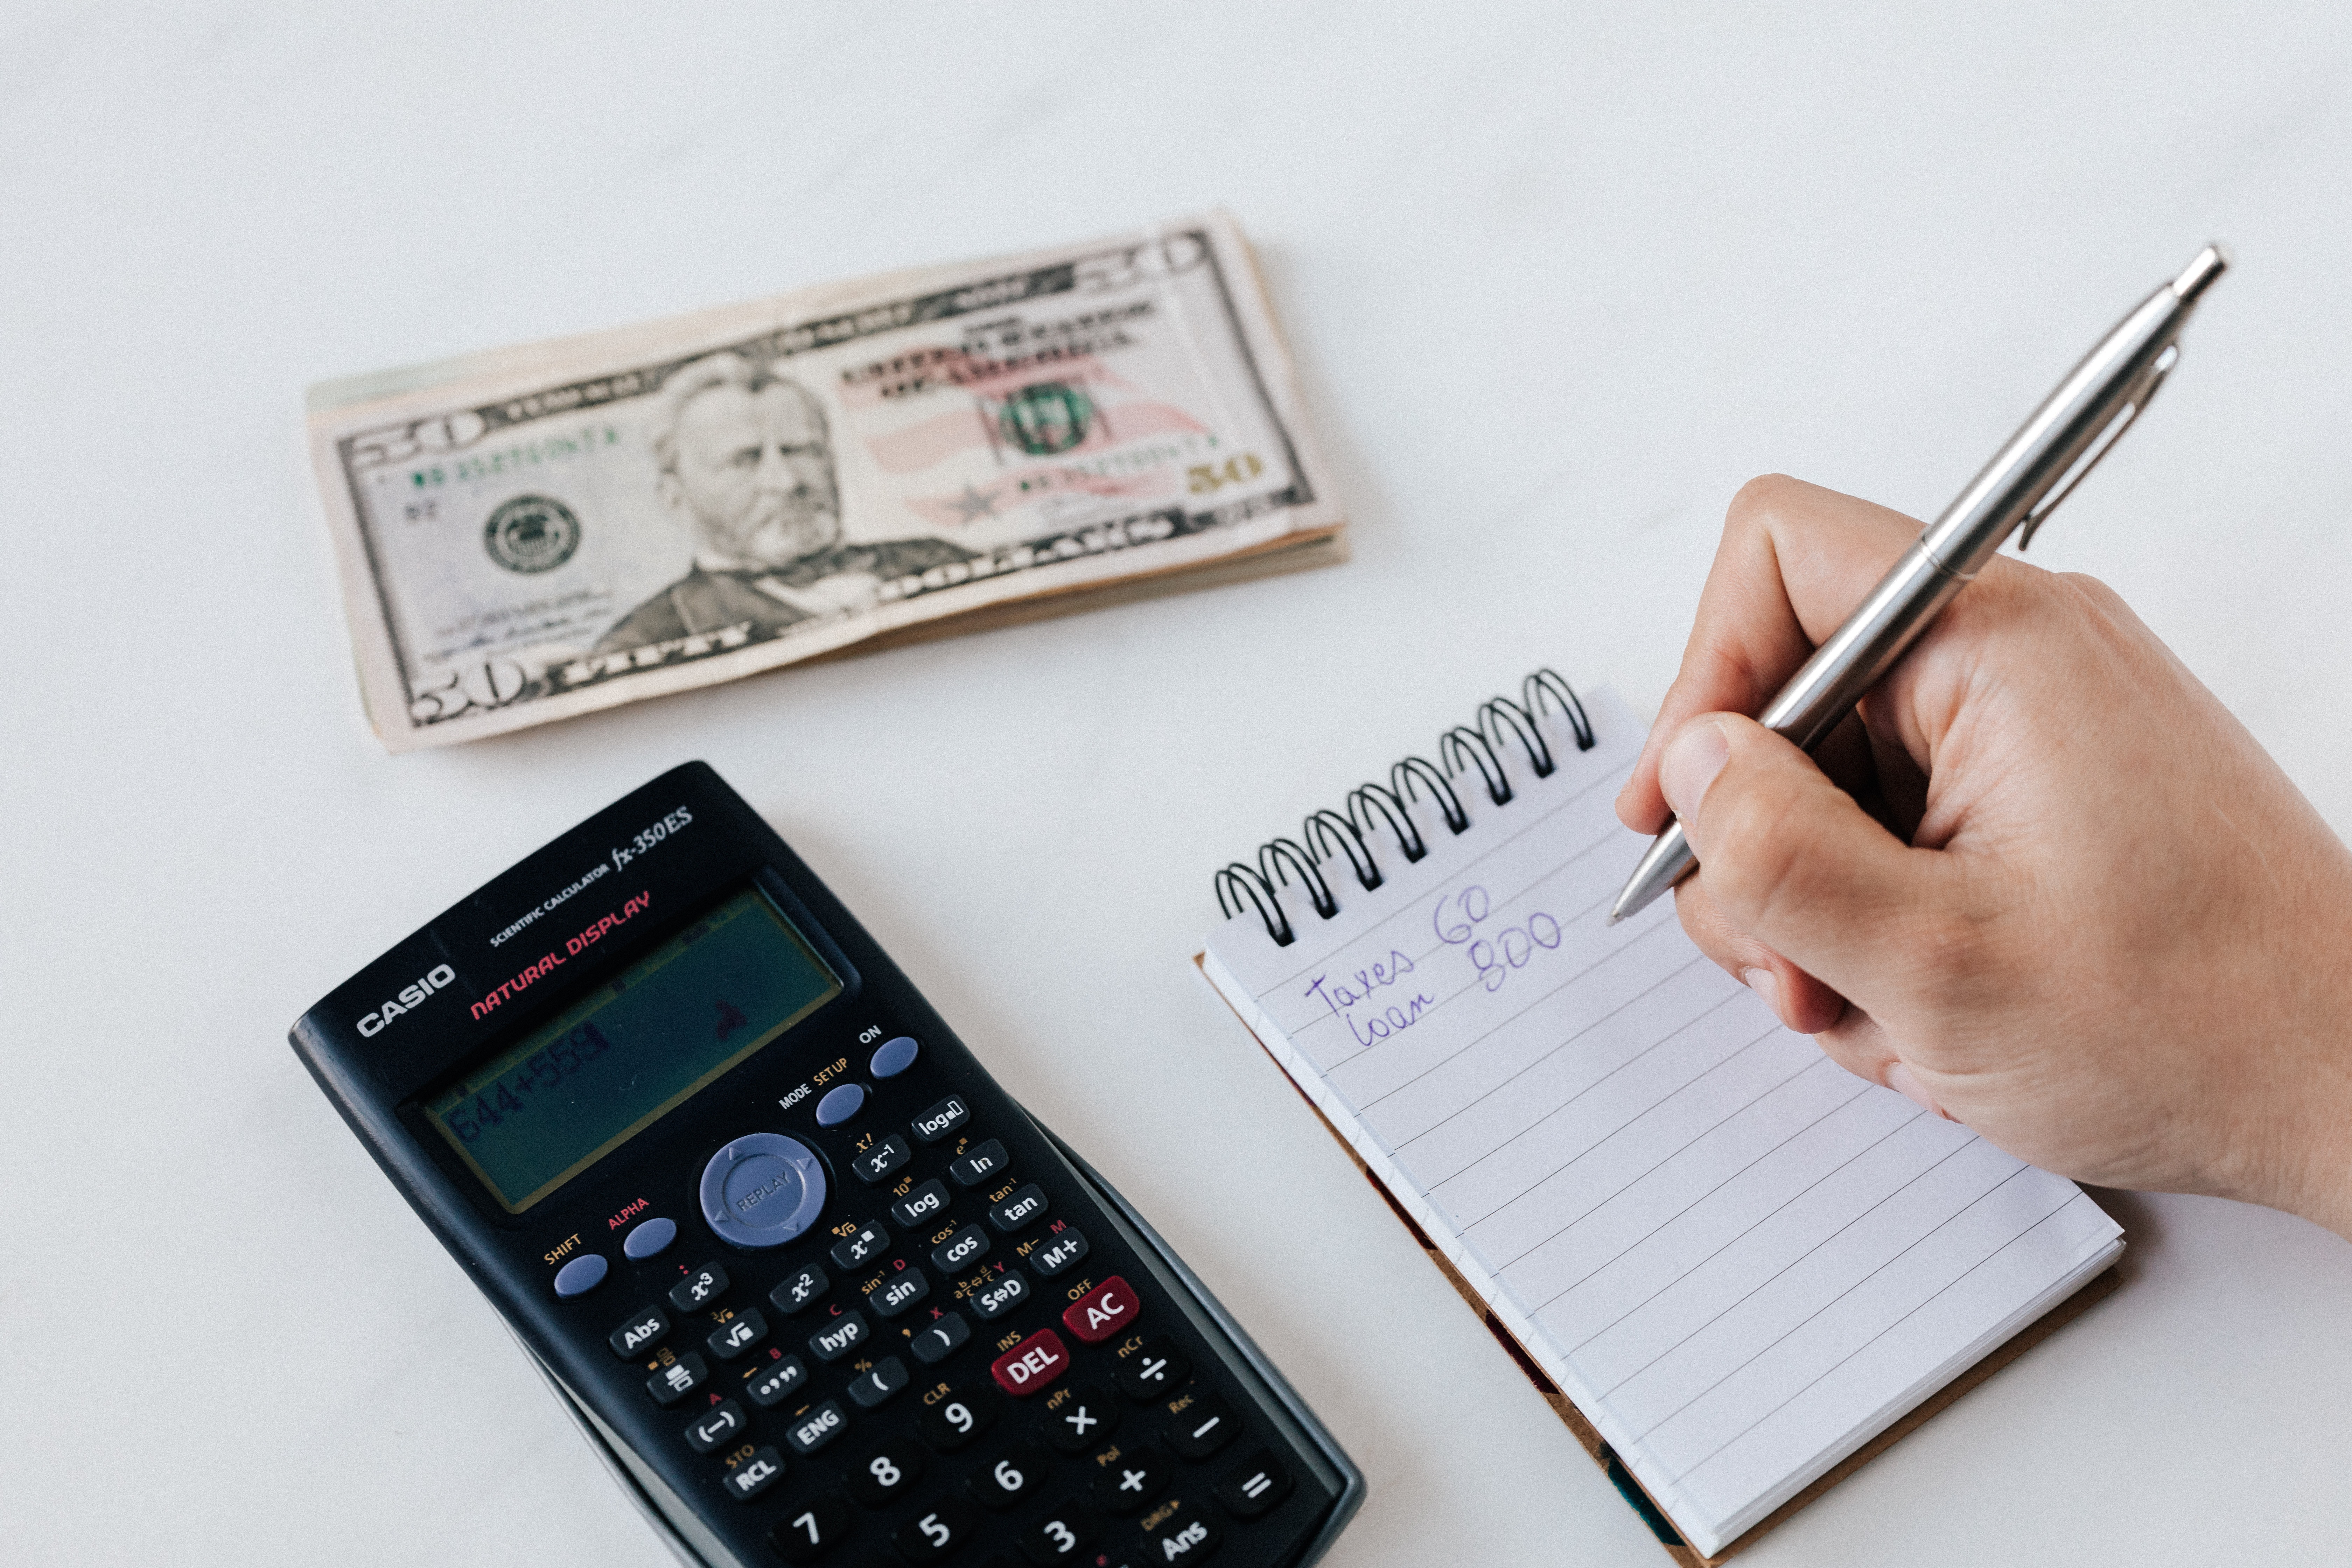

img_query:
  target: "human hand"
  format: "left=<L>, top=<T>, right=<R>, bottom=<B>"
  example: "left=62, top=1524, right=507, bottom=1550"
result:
left=1616, top=476, right=2352, bottom=1239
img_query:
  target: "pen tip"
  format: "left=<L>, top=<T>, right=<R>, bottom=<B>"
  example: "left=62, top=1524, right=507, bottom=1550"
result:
left=2173, top=244, right=2230, bottom=302
left=1604, top=909, right=1623, bottom=927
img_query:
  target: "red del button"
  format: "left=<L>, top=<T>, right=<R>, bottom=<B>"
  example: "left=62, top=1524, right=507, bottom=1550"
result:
left=1060, top=1275, right=1141, bottom=1345
left=989, top=1328, right=1071, bottom=1397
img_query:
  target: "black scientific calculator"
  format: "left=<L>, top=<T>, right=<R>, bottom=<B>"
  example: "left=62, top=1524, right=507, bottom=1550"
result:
left=292, top=763, right=1360, bottom=1568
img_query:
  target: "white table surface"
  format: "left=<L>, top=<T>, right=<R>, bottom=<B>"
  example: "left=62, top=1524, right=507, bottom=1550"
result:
left=7, top=2, right=2352, bottom=1563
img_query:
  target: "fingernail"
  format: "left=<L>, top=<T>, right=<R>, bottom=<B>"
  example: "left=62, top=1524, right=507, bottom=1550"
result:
left=1886, top=1062, right=1944, bottom=1118
left=1659, top=720, right=1731, bottom=822
left=1740, top=966, right=1783, bottom=1023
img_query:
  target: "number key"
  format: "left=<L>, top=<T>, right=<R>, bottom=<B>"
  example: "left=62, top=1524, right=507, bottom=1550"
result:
left=891, top=1497, right=977, bottom=1565
left=668, top=1262, right=728, bottom=1311
left=1017, top=1501, right=1098, bottom=1564
left=768, top=1494, right=850, bottom=1565
left=918, top=1384, right=1002, bottom=1452
left=844, top=1438, right=925, bottom=1508
left=967, top=1441, right=1050, bottom=1511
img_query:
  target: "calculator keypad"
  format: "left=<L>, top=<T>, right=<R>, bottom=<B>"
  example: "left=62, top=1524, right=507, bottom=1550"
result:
left=563, top=1077, right=1329, bottom=1567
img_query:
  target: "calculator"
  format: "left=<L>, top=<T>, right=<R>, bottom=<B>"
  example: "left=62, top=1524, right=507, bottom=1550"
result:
left=290, top=763, right=1362, bottom=1568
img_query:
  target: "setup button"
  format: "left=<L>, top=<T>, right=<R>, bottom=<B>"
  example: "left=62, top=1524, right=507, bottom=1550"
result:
left=700, top=1133, right=827, bottom=1251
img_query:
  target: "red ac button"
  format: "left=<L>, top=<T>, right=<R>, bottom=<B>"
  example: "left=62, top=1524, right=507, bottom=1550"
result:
left=1060, top=1275, right=1141, bottom=1345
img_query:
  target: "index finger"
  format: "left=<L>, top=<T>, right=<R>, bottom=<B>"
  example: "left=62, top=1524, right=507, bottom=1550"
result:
left=1616, top=475, right=1924, bottom=834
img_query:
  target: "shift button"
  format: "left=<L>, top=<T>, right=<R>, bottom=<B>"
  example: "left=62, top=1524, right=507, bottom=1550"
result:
left=553, top=1254, right=608, bottom=1299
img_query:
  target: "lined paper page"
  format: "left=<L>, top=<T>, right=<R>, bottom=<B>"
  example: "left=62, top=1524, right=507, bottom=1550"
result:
left=1203, top=690, right=2121, bottom=1554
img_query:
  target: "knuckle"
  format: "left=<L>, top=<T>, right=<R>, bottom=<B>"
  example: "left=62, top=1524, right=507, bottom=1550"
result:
left=1725, top=472, right=1802, bottom=533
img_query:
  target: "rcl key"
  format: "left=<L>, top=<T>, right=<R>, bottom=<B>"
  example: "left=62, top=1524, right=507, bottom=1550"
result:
left=722, top=1447, right=785, bottom=1503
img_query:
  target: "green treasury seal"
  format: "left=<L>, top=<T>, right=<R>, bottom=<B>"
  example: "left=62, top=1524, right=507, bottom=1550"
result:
left=483, top=494, right=582, bottom=574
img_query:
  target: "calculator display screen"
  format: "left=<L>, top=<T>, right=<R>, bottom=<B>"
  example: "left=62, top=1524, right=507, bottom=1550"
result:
left=419, top=888, right=842, bottom=1213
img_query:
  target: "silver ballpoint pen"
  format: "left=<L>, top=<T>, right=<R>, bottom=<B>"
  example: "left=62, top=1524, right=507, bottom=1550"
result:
left=1608, top=244, right=2230, bottom=924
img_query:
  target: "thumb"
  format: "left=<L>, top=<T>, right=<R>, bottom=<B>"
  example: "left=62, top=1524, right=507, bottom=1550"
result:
left=1659, top=714, right=1952, bottom=997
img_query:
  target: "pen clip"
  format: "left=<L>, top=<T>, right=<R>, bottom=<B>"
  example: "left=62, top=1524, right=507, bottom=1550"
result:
left=2018, top=343, right=2179, bottom=550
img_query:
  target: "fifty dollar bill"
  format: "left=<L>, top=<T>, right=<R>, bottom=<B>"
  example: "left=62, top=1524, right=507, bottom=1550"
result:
left=308, top=212, right=1345, bottom=750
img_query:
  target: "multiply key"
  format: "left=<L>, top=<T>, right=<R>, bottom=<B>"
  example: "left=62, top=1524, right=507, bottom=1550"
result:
left=1041, top=1382, right=1119, bottom=1454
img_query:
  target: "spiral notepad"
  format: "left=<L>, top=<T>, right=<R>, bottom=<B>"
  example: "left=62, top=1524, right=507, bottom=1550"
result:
left=1197, top=673, right=2122, bottom=1562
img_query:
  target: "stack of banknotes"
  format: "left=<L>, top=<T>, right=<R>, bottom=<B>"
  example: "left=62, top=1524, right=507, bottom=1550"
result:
left=307, top=212, right=1345, bottom=750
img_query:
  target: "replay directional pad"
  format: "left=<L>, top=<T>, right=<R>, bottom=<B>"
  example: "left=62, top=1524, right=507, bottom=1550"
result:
left=700, top=1132, right=826, bottom=1250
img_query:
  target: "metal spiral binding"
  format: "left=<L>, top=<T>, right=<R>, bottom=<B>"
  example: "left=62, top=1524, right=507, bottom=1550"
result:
left=1213, top=668, right=1598, bottom=946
